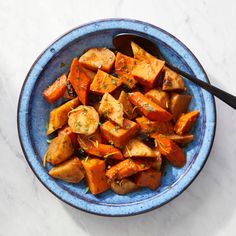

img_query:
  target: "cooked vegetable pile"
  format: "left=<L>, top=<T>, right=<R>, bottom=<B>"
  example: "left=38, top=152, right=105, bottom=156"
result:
left=43, top=42, right=199, bottom=195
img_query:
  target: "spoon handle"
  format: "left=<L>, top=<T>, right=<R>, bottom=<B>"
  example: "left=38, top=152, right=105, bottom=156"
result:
left=166, top=63, right=236, bottom=109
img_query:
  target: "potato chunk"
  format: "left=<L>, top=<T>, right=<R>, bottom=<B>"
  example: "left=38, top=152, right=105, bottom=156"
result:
left=99, top=92, right=124, bottom=126
left=123, top=138, right=156, bottom=158
left=169, top=93, right=192, bottom=121
left=111, top=179, right=139, bottom=195
left=79, top=48, right=115, bottom=73
left=45, top=133, right=74, bottom=165
left=162, top=66, right=185, bottom=91
left=68, top=105, right=99, bottom=135
left=145, top=88, right=169, bottom=109
left=49, top=157, right=84, bottom=183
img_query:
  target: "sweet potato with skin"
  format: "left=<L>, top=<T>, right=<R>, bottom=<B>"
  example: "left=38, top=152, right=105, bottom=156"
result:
left=43, top=74, right=67, bottom=103
left=131, top=42, right=165, bottom=88
left=160, top=134, right=194, bottom=144
left=45, top=133, right=74, bottom=165
left=82, top=158, right=110, bottom=195
left=90, top=70, right=122, bottom=95
left=77, top=135, right=124, bottom=160
left=162, top=66, right=185, bottom=91
left=135, top=116, right=174, bottom=134
left=99, top=92, right=124, bottom=127
left=115, top=52, right=137, bottom=89
left=118, top=91, right=138, bottom=119
left=68, top=58, right=91, bottom=105
left=123, top=138, right=156, bottom=158
left=145, top=88, right=169, bottom=109
left=134, top=169, right=161, bottom=190
left=79, top=48, right=115, bottom=73
left=106, top=158, right=152, bottom=180
left=47, top=97, right=80, bottom=135
left=169, top=93, right=192, bottom=121
left=152, top=134, right=186, bottom=167
left=111, top=179, right=139, bottom=195
left=128, top=92, right=172, bottom=122
left=100, top=119, right=139, bottom=147
left=174, top=110, right=199, bottom=135
left=49, top=156, right=84, bottom=183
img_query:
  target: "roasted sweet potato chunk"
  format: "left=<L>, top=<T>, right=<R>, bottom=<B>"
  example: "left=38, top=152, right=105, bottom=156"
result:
left=45, top=133, right=74, bottom=165
left=47, top=97, right=80, bottom=135
left=82, top=158, right=110, bottom=195
left=100, top=119, right=139, bottom=147
left=128, top=92, right=172, bottom=122
left=49, top=157, right=84, bottom=183
left=43, top=74, right=67, bottom=103
left=111, top=179, right=139, bottom=195
left=90, top=70, right=122, bottom=95
left=162, top=66, right=185, bottom=91
left=174, top=110, right=199, bottom=135
left=115, top=52, right=137, bottom=88
left=123, top=138, right=156, bottom=158
left=160, top=134, right=194, bottom=144
left=169, top=93, right=192, bottom=121
left=99, top=92, right=124, bottom=127
left=145, top=88, right=169, bottom=109
left=79, top=48, right=115, bottom=73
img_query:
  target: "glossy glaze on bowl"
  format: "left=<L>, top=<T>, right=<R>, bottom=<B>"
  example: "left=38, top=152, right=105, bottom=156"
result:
left=17, top=19, right=216, bottom=216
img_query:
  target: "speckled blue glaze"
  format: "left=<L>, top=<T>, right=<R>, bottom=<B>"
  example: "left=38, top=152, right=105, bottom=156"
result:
left=17, top=19, right=216, bottom=216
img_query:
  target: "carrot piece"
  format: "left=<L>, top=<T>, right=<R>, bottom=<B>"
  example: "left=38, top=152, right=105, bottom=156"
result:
left=106, top=158, right=152, bottom=180
left=47, top=97, right=80, bottom=135
left=131, top=42, right=165, bottom=88
left=58, top=126, right=79, bottom=150
left=128, top=92, right=172, bottom=122
left=49, top=156, right=84, bottom=183
left=79, top=48, right=115, bottom=73
left=152, top=134, right=186, bottom=167
left=174, top=110, right=199, bottom=135
left=78, top=135, right=124, bottom=160
left=43, top=74, right=67, bottom=103
left=136, top=116, right=174, bottom=134
left=68, top=58, right=91, bottom=105
left=82, top=158, right=110, bottom=195
left=115, top=52, right=137, bottom=89
left=90, top=69, right=122, bottom=95
left=134, top=169, right=161, bottom=190
left=100, top=119, right=139, bottom=147
left=45, top=133, right=74, bottom=165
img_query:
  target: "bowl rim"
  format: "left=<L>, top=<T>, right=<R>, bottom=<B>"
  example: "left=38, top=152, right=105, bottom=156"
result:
left=17, top=18, right=217, bottom=217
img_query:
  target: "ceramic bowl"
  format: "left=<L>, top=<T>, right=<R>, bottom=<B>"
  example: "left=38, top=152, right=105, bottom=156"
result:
left=17, top=18, right=216, bottom=216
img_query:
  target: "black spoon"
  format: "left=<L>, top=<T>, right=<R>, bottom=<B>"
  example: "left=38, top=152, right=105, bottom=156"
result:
left=113, top=33, right=236, bottom=109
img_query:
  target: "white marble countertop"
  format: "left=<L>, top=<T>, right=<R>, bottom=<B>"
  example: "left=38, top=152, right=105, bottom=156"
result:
left=1, top=0, right=236, bottom=235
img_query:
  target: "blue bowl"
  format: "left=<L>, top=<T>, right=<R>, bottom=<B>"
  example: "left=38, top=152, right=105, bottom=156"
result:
left=17, top=18, right=216, bottom=216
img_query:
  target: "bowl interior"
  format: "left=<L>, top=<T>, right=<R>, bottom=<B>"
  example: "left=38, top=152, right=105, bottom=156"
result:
left=18, top=19, right=215, bottom=216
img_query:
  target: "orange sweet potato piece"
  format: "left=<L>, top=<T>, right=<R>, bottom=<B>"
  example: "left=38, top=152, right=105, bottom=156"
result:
left=68, top=58, right=91, bottom=105
left=128, top=92, right=172, bottom=122
left=174, top=110, right=199, bottom=135
left=115, top=52, right=138, bottom=89
left=136, top=116, right=174, bottom=134
left=106, top=158, right=152, bottom=180
left=90, top=69, right=122, bottom=95
left=131, top=42, right=165, bottom=88
left=49, top=156, right=84, bottom=183
left=77, top=135, right=124, bottom=160
left=82, top=158, right=110, bottom=195
left=45, top=133, right=74, bottom=165
left=47, top=97, right=80, bottom=135
left=118, top=91, right=138, bottom=119
left=100, top=119, right=139, bottom=147
left=79, top=48, right=115, bottom=73
left=134, top=169, right=161, bottom=190
left=43, top=74, right=67, bottom=103
left=152, top=134, right=186, bottom=167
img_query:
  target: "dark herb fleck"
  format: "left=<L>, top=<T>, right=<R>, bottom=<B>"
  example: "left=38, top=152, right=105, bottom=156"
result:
left=60, top=62, right=66, bottom=68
